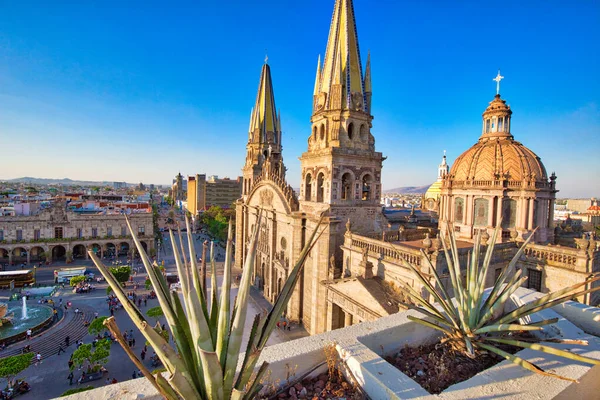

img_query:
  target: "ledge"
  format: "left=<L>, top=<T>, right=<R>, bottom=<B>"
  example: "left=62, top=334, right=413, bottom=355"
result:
left=57, top=288, right=600, bottom=400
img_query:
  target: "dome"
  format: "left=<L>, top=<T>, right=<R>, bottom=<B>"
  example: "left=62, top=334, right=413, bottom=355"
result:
left=448, top=95, right=548, bottom=184
left=449, top=138, right=547, bottom=182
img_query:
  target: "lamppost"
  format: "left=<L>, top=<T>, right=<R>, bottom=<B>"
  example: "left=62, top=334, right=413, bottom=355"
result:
left=33, top=266, right=37, bottom=286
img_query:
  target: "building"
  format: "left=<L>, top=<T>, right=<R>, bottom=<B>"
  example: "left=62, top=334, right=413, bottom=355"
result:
left=113, top=182, right=127, bottom=189
left=0, top=201, right=153, bottom=265
left=187, top=174, right=242, bottom=214
left=236, top=0, right=386, bottom=335
left=171, top=172, right=186, bottom=202
left=236, top=0, right=600, bottom=336
left=567, top=198, right=598, bottom=213
left=421, top=152, right=449, bottom=213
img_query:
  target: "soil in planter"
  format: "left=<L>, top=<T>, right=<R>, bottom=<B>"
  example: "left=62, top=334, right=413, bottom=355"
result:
left=273, top=372, right=364, bottom=400
left=386, top=340, right=524, bottom=394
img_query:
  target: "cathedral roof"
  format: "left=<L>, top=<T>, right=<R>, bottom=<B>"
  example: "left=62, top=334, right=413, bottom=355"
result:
left=449, top=95, right=548, bottom=184
left=314, top=0, right=368, bottom=112
left=249, top=61, right=280, bottom=143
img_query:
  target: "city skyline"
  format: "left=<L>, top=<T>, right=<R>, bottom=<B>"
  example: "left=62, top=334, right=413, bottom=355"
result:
left=1, top=1, right=598, bottom=197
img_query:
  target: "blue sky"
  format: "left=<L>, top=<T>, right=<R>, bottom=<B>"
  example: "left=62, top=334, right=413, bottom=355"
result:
left=0, top=1, right=598, bottom=197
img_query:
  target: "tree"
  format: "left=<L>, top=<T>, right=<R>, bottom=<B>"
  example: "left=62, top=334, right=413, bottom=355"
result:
left=109, top=266, right=131, bottom=284
left=70, top=275, right=85, bottom=287
left=71, top=339, right=111, bottom=373
left=88, top=316, right=108, bottom=336
left=0, top=353, right=33, bottom=389
left=146, top=306, right=164, bottom=323
left=145, top=278, right=152, bottom=290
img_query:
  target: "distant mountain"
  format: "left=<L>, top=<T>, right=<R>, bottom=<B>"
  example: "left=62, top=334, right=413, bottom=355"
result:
left=3, top=177, right=124, bottom=186
left=383, top=185, right=430, bottom=194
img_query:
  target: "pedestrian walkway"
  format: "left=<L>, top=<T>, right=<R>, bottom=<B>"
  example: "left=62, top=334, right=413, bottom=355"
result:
left=0, top=305, right=94, bottom=363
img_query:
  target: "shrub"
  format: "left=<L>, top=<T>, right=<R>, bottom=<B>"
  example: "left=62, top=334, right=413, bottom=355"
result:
left=60, top=386, right=94, bottom=396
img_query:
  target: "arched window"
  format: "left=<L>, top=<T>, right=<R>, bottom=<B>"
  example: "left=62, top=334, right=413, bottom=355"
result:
left=498, top=117, right=504, bottom=132
left=305, top=174, right=312, bottom=201
left=341, top=173, right=352, bottom=200
left=317, top=172, right=325, bottom=202
left=347, top=123, right=354, bottom=140
left=474, top=198, right=489, bottom=226
left=362, top=174, right=372, bottom=200
left=485, top=119, right=491, bottom=133
left=360, top=124, right=367, bottom=141
left=320, top=124, right=326, bottom=141
left=312, top=126, right=317, bottom=140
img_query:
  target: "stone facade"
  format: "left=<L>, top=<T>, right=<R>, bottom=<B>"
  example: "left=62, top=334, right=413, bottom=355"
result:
left=0, top=203, right=154, bottom=265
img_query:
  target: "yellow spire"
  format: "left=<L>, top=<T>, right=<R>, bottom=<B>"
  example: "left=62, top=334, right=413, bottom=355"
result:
left=313, top=55, right=321, bottom=96
left=249, top=63, right=279, bottom=144
left=319, top=0, right=366, bottom=112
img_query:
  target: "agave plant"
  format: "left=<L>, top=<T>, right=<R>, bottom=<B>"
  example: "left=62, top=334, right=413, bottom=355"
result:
left=394, top=224, right=600, bottom=381
left=89, top=212, right=324, bottom=399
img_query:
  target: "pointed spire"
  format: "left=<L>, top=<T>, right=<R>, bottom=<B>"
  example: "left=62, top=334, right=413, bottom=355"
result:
left=364, top=51, right=371, bottom=93
left=249, top=63, right=279, bottom=145
left=319, top=0, right=366, bottom=112
left=313, top=55, right=321, bottom=96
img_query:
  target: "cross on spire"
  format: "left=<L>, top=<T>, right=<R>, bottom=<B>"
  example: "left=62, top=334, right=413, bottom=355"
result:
left=493, top=70, right=504, bottom=95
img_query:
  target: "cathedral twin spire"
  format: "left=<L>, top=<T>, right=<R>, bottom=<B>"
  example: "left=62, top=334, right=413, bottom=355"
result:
left=248, top=61, right=281, bottom=151
left=313, top=0, right=371, bottom=114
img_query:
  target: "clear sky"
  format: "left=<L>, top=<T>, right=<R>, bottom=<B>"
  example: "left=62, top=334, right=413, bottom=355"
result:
left=0, top=1, right=598, bottom=197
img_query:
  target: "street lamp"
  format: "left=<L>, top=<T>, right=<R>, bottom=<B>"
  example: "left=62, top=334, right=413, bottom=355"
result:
left=33, top=266, right=37, bottom=286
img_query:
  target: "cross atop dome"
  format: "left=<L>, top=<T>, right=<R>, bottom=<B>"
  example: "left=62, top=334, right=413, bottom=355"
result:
left=493, top=70, right=504, bottom=95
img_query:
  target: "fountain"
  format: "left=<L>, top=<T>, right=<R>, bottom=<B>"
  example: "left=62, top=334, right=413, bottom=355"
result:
left=21, top=297, right=28, bottom=320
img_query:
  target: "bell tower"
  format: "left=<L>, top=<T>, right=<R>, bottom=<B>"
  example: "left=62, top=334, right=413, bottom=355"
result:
left=242, top=60, right=283, bottom=200
left=299, top=0, right=384, bottom=234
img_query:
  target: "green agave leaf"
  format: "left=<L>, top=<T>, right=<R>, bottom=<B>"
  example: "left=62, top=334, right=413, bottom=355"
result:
left=477, top=342, right=578, bottom=382
left=394, top=278, right=448, bottom=322
left=407, top=315, right=455, bottom=336
left=485, top=338, right=600, bottom=365
left=243, top=361, right=269, bottom=400
left=216, top=220, right=234, bottom=369
left=198, top=348, right=224, bottom=400
left=473, top=323, right=542, bottom=334
left=155, top=371, right=183, bottom=400
left=419, top=248, right=460, bottom=323
left=524, top=318, right=559, bottom=327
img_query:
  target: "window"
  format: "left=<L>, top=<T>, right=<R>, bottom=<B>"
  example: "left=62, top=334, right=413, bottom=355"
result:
left=305, top=174, right=312, bottom=201
left=454, top=198, right=464, bottom=223
left=0, top=230, right=3, bottom=241
left=54, top=227, right=63, bottom=239
left=502, top=199, right=518, bottom=229
left=341, top=173, right=352, bottom=200
left=107, top=227, right=112, bottom=237
left=498, top=117, right=504, bottom=132
left=16, top=230, right=23, bottom=241
left=474, top=199, right=489, bottom=226
left=92, top=228, right=98, bottom=238
left=527, top=269, right=542, bottom=292
left=138, top=226, right=145, bottom=236
left=347, top=122, right=354, bottom=140
left=316, top=173, right=325, bottom=202
left=485, top=119, right=490, bottom=133
left=494, top=268, right=502, bottom=283
left=121, top=226, right=127, bottom=236
left=362, top=175, right=372, bottom=201
left=34, top=229, right=41, bottom=240
left=77, top=228, right=83, bottom=239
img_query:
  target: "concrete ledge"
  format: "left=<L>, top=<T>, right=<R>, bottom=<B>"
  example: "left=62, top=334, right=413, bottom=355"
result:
left=57, top=288, right=600, bottom=400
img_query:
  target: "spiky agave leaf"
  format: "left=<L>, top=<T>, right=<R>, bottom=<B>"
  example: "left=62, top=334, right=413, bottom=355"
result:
left=400, top=223, right=600, bottom=381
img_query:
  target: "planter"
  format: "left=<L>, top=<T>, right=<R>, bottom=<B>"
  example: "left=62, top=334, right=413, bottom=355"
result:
left=339, top=288, right=600, bottom=399
left=80, top=370, right=107, bottom=383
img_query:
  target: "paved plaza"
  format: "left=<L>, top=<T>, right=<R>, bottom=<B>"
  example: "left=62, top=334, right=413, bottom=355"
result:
left=0, top=230, right=307, bottom=399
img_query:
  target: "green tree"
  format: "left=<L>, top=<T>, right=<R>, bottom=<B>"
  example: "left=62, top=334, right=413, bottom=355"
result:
left=0, top=353, right=33, bottom=389
left=70, top=275, right=85, bottom=287
left=88, top=316, right=108, bottom=336
left=145, top=278, right=152, bottom=290
left=146, top=306, right=164, bottom=323
left=109, top=266, right=131, bottom=284
left=71, top=339, right=111, bottom=373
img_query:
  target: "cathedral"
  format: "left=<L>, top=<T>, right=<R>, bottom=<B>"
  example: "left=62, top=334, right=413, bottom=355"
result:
left=235, top=0, right=599, bottom=335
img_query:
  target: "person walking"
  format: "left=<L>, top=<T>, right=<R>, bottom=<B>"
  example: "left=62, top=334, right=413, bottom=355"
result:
left=67, top=372, right=74, bottom=386
left=68, top=358, right=74, bottom=370
left=143, top=297, right=147, bottom=307
left=94, top=312, right=98, bottom=319
left=57, top=344, right=65, bottom=355
left=132, top=337, right=136, bottom=348
left=132, top=370, right=137, bottom=379
left=65, top=335, right=70, bottom=347
left=141, top=349, right=146, bottom=361
left=26, top=329, right=32, bottom=340
left=35, top=352, right=41, bottom=365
